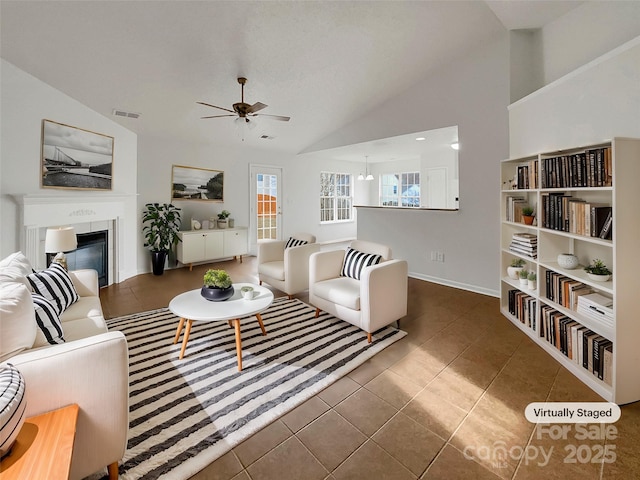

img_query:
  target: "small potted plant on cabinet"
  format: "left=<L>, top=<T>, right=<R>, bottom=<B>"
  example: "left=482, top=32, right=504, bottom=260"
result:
left=522, top=207, right=535, bottom=225
left=201, top=269, right=234, bottom=301
left=142, top=203, right=182, bottom=275
left=584, top=259, right=612, bottom=282
left=507, top=258, right=526, bottom=279
left=527, top=271, right=537, bottom=290
left=217, top=210, right=231, bottom=229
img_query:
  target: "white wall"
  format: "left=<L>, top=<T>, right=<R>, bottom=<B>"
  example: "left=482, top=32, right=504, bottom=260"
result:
left=0, top=60, right=139, bottom=280
left=303, top=36, right=511, bottom=296
left=541, top=2, right=640, bottom=85
left=136, top=136, right=358, bottom=272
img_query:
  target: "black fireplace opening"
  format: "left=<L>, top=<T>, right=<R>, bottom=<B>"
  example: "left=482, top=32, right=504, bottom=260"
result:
left=47, top=230, right=108, bottom=287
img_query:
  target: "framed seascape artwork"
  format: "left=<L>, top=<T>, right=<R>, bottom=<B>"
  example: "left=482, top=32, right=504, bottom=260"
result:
left=171, top=165, right=224, bottom=202
left=41, top=119, right=114, bottom=191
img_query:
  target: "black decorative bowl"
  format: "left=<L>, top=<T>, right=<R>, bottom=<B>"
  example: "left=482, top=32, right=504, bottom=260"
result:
left=201, top=285, right=234, bottom=302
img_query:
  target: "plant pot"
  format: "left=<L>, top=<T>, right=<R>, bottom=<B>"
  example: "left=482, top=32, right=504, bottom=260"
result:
left=507, top=266, right=524, bottom=280
left=519, top=278, right=529, bottom=287
left=557, top=253, right=579, bottom=270
left=522, top=215, right=535, bottom=225
left=528, top=280, right=537, bottom=290
left=201, top=285, right=234, bottom=302
left=217, top=219, right=228, bottom=229
left=228, top=218, right=235, bottom=228
left=151, top=251, right=168, bottom=276
left=587, top=273, right=611, bottom=282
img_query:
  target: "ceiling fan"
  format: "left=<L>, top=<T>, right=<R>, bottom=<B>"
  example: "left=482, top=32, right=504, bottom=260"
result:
left=197, top=77, right=290, bottom=123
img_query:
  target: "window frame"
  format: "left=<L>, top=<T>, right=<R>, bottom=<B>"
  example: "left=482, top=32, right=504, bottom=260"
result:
left=320, top=171, right=354, bottom=224
left=379, top=171, right=421, bottom=208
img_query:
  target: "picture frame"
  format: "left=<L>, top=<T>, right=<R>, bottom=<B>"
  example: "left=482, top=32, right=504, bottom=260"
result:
left=171, top=165, right=224, bottom=202
left=41, top=119, right=114, bottom=191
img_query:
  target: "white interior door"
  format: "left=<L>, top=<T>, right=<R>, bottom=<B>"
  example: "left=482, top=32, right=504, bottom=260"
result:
left=249, top=165, right=282, bottom=254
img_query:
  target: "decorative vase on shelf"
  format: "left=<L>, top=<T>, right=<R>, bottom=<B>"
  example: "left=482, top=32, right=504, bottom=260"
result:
left=228, top=218, right=235, bottom=228
left=557, top=253, right=579, bottom=270
left=587, top=273, right=611, bottom=282
left=201, top=285, right=234, bottom=302
left=217, top=219, right=228, bottom=229
left=507, top=266, right=523, bottom=280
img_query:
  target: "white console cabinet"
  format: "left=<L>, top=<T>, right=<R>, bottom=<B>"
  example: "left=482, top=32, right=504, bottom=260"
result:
left=177, top=227, right=247, bottom=270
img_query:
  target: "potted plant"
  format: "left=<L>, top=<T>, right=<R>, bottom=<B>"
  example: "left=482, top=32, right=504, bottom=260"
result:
left=142, top=203, right=182, bottom=275
left=584, top=259, right=612, bottom=282
left=201, top=269, right=234, bottom=301
left=522, top=206, right=535, bottom=225
left=217, top=210, right=231, bottom=229
left=507, top=258, right=526, bottom=279
left=519, top=269, right=529, bottom=287
left=527, top=271, right=537, bottom=290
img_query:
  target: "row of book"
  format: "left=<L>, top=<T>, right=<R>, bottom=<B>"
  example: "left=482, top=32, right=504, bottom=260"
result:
left=505, top=196, right=531, bottom=223
left=545, top=270, right=593, bottom=311
left=507, top=289, right=537, bottom=330
left=540, top=305, right=613, bottom=386
left=508, top=232, right=537, bottom=259
left=513, top=161, right=539, bottom=189
left=540, top=193, right=613, bottom=239
left=540, top=147, right=612, bottom=189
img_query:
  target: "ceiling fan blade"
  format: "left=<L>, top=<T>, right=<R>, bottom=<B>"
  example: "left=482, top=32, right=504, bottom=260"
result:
left=196, top=101, right=235, bottom=114
left=255, top=114, right=290, bottom=122
left=247, top=102, right=268, bottom=114
left=201, top=114, right=236, bottom=119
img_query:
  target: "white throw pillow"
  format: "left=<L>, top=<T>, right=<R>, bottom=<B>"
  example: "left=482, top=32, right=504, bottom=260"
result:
left=0, top=282, right=37, bottom=362
left=0, top=252, right=34, bottom=289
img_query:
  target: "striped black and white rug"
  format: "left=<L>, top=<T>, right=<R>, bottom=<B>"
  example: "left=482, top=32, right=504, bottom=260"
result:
left=104, top=297, right=406, bottom=480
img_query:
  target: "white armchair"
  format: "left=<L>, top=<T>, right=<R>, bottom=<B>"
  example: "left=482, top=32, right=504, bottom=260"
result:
left=309, top=240, right=408, bottom=342
left=257, top=233, right=321, bottom=298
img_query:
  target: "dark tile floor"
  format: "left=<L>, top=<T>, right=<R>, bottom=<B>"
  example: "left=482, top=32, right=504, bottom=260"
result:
left=100, top=256, right=640, bottom=480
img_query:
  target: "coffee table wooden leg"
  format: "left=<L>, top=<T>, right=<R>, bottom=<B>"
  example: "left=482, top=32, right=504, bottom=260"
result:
left=173, top=317, right=186, bottom=344
left=179, top=319, right=193, bottom=360
left=255, top=313, right=267, bottom=336
left=234, top=319, right=242, bottom=371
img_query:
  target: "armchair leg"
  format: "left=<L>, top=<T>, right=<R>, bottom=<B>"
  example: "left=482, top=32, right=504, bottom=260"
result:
left=315, top=308, right=321, bottom=318
left=367, top=333, right=372, bottom=343
left=259, top=280, right=262, bottom=285
left=288, top=294, right=293, bottom=300
left=108, top=461, right=119, bottom=480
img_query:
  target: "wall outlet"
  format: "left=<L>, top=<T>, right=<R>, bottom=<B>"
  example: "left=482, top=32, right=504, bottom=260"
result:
left=430, top=251, right=445, bottom=262
left=437, top=252, right=445, bottom=262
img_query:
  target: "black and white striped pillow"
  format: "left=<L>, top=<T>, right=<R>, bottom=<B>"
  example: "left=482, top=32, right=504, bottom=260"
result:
left=341, top=247, right=382, bottom=280
left=32, top=293, right=65, bottom=345
left=285, top=237, right=308, bottom=249
left=27, top=263, right=79, bottom=315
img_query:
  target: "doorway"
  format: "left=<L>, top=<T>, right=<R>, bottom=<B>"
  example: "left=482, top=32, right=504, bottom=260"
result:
left=249, top=165, right=282, bottom=254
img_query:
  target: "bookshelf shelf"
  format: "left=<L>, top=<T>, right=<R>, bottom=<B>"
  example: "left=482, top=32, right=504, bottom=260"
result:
left=500, top=138, right=640, bottom=405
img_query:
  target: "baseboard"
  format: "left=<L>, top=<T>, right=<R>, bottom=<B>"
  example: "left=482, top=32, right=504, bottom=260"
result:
left=408, top=272, right=499, bottom=298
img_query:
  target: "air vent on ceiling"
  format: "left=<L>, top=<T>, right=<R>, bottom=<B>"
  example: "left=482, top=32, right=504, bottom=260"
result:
left=260, top=135, right=276, bottom=140
left=112, top=109, right=141, bottom=119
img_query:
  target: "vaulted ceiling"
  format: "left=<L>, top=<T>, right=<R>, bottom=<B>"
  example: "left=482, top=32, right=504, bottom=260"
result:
left=0, top=1, right=582, bottom=154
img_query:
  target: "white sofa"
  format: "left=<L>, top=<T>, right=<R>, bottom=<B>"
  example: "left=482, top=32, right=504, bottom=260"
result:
left=258, top=233, right=321, bottom=298
left=0, top=252, right=128, bottom=480
left=309, top=240, right=408, bottom=342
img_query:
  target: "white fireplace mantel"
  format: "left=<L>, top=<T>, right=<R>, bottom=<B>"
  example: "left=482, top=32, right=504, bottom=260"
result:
left=15, top=194, right=137, bottom=283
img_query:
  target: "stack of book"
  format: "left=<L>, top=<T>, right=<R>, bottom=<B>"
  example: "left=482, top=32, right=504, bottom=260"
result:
left=509, top=233, right=537, bottom=259
left=577, top=293, right=614, bottom=328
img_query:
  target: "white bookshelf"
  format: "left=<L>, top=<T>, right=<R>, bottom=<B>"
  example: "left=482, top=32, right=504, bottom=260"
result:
left=500, top=138, right=640, bottom=405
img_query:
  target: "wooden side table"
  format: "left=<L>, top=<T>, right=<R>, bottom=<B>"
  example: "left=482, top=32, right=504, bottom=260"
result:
left=0, top=403, right=79, bottom=480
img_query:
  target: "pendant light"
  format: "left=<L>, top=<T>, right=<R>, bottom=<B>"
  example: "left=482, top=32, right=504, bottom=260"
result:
left=365, top=155, right=374, bottom=181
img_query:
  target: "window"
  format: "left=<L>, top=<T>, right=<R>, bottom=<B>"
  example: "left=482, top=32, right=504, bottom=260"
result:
left=380, top=172, right=421, bottom=207
left=320, top=172, right=353, bottom=223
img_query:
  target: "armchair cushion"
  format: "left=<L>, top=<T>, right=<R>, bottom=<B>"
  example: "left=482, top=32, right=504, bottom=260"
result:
left=259, top=260, right=285, bottom=281
left=341, top=247, right=382, bottom=280
left=27, top=263, right=79, bottom=315
left=313, top=276, right=361, bottom=310
left=32, top=293, right=65, bottom=346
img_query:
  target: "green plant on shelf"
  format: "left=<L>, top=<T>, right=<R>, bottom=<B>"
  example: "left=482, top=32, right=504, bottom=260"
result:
left=510, top=258, right=526, bottom=267
left=528, top=272, right=537, bottom=281
left=519, top=269, right=529, bottom=279
left=217, top=210, right=231, bottom=220
left=584, top=259, right=612, bottom=276
left=522, top=206, right=534, bottom=217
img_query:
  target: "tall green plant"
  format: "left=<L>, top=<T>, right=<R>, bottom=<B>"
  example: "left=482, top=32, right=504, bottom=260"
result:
left=142, top=203, right=182, bottom=252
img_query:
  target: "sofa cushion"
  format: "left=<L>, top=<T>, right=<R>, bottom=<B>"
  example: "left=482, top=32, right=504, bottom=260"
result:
left=258, top=261, right=285, bottom=281
left=60, top=296, right=105, bottom=324
left=285, top=237, right=308, bottom=249
left=0, top=282, right=37, bottom=362
left=341, top=247, right=382, bottom=281
left=0, top=251, right=34, bottom=289
left=32, top=293, right=65, bottom=346
left=313, top=277, right=361, bottom=311
left=27, top=263, right=79, bottom=315
left=61, top=316, right=108, bottom=342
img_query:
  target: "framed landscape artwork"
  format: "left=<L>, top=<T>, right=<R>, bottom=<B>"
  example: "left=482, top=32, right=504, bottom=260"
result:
left=171, top=165, right=224, bottom=202
left=41, top=119, right=114, bottom=190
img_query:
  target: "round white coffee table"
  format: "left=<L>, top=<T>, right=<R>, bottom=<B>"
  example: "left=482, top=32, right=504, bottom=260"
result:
left=169, top=283, right=274, bottom=370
